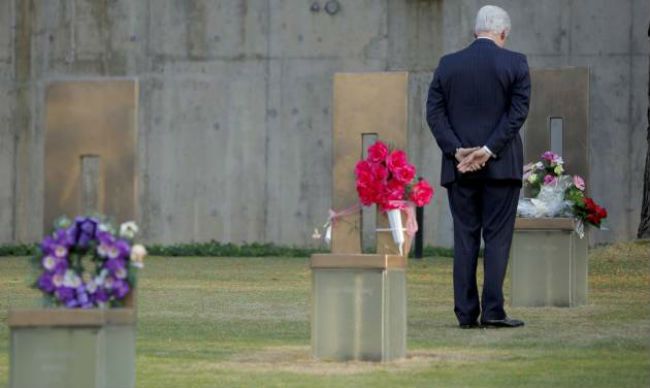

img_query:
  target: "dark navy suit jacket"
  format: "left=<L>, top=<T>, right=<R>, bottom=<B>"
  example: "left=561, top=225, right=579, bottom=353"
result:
left=426, top=38, right=531, bottom=187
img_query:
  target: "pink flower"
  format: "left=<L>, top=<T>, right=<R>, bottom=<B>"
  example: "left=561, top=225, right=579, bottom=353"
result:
left=357, top=180, right=383, bottom=206
left=355, top=160, right=373, bottom=183
left=367, top=141, right=389, bottom=163
left=385, top=179, right=406, bottom=197
left=371, top=163, right=389, bottom=183
left=410, top=180, right=435, bottom=207
left=541, top=151, right=559, bottom=163
left=379, top=179, right=406, bottom=210
left=392, top=163, right=416, bottom=184
left=573, top=175, right=585, bottom=191
left=543, top=175, right=557, bottom=186
left=386, top=150, right=408, bottom=172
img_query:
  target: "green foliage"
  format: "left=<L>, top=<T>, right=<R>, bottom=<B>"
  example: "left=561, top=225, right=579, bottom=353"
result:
left=0, top=243, right=38, bottom=256
left=421, top=245, right=456, bottom=258
left=145, top=241, right=329, bottom=258
left=1, top=241, right=460, bottom=259
left=564, top=185, right=585, bottom=204
left=146, top=242, right=458, bottom=258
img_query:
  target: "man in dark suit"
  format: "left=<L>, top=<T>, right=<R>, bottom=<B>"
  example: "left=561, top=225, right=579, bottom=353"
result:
left=426, top=5, right=530, bottom=329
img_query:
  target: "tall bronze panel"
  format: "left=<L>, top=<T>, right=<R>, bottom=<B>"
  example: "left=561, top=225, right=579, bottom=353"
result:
left=332, top=72, right=409, bottom=254
left=525, top=68, right=590, bottom=183
left=44, top=80, right=138, bottom=230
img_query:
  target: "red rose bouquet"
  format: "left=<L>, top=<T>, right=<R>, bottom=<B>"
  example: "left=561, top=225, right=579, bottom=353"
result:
left=353, top=140, right=434, bottom=255
left=355, top=140, right=434, bottom=211
left=575, top=197, right=608, bottom=228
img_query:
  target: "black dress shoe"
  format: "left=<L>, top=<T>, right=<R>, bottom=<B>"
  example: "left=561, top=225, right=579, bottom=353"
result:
left=459, top=322, right=480, bottom=329
left=480, top=317, right=524, bottom=328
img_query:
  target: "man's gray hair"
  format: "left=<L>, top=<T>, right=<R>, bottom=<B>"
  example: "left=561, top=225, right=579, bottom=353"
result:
left=474, top=5, right=511, bottom=36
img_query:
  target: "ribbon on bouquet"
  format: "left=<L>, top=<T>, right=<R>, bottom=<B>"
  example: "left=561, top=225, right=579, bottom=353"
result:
left=386, top=200, right=418, bottom=238
left=318, top=203, right=362, bottom=244
left=315, top=201, right=419, bottom=247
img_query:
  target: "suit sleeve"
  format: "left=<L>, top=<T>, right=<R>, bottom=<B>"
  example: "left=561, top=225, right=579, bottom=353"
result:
left=485, top=55, right=531, bottom=156
left=426, top=67, right=462, bottom=157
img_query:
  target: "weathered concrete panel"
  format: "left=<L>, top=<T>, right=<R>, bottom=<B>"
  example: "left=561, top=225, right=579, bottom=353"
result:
left=628, top=55, right=649, bottom=238
left=11, top=0, right=42, bottom=243
left=0, top=83, right=14, bottom=243
left=31, top=1, right=74, bottom=76
left=500, top=0, right=571, bottom=56
left=148, top=0, right=269, bottom=60
left=632, top=0, right=650, bottom=55
left=265, top=58, right=336, bottom=246
left=570, top=0, right=632, bottom=56
left=446, top=0, right=573, bottom=56
left=387, top=0, right=444, bottom=71
left=269, top=0, right=386, bottom=60
left=407, top=72, right=454, bottom=248
left=139, top=61, right=267, bottom=243
left=569, top=55, right=635, bottom=242
left=0, top=0, right=13, bottom=79
left=33, top=0, right=148, bottom=76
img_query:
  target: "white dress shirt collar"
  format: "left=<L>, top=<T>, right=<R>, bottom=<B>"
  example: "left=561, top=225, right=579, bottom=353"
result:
left=476, top=36, right=497, bottom=43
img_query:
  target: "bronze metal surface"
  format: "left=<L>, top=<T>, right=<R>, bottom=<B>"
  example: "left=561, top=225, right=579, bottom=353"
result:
left=44, top=80, right=138, bottom=232
left=526, top=68, right=590, bottom=186
left=515, top=217, right=576, bottom=230
left=8, top=308, right=136, bottom=328
left=310, top=254, right=408, bottom=269
left=332, top=72, right=409, bottom=254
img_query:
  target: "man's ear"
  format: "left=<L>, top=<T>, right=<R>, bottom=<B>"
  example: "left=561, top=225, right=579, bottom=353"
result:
left=500, top=31, right=506, bottom=41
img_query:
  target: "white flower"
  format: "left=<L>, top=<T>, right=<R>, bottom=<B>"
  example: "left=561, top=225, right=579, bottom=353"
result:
left=130, top=244, right=147, bottom=268
left=115, top=267, right=128, bottom=279
left=94, top=269, right=109, bottom=286
left=86, top=279, right=98, bottom=294
left=119, top=221, right=139, bottom=239
left=42, top=255, right=56, bottom=271
left=63, top=270, right=81, bottom=288
left=107, top=245, right=120, bottom=260
left=54, top=245, right=68, bottom=259
left=311, top=228, right=322, bottom=240
left=535, top=162, right=544, bottom=169
left=97, top=243, right=109, bottom=257
left=53, top=273, right=64, bottom=287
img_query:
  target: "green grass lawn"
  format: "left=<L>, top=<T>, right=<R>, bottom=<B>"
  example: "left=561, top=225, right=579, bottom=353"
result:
left=1, top=242, right=649, bottom=387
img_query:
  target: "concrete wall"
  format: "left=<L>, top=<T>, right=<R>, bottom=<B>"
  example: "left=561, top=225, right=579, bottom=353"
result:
left=0, top=0, right=647, bottom=246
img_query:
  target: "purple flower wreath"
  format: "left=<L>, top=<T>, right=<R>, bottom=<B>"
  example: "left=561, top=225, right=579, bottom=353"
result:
left=34, top=216, right=145, bottom=308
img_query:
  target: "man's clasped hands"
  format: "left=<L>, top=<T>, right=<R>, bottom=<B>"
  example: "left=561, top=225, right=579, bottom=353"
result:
left=455, top=147, right=492, bottom=173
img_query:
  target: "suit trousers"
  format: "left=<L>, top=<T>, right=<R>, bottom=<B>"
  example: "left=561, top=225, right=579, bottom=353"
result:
left=447, top=179, right=520, bottom=325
